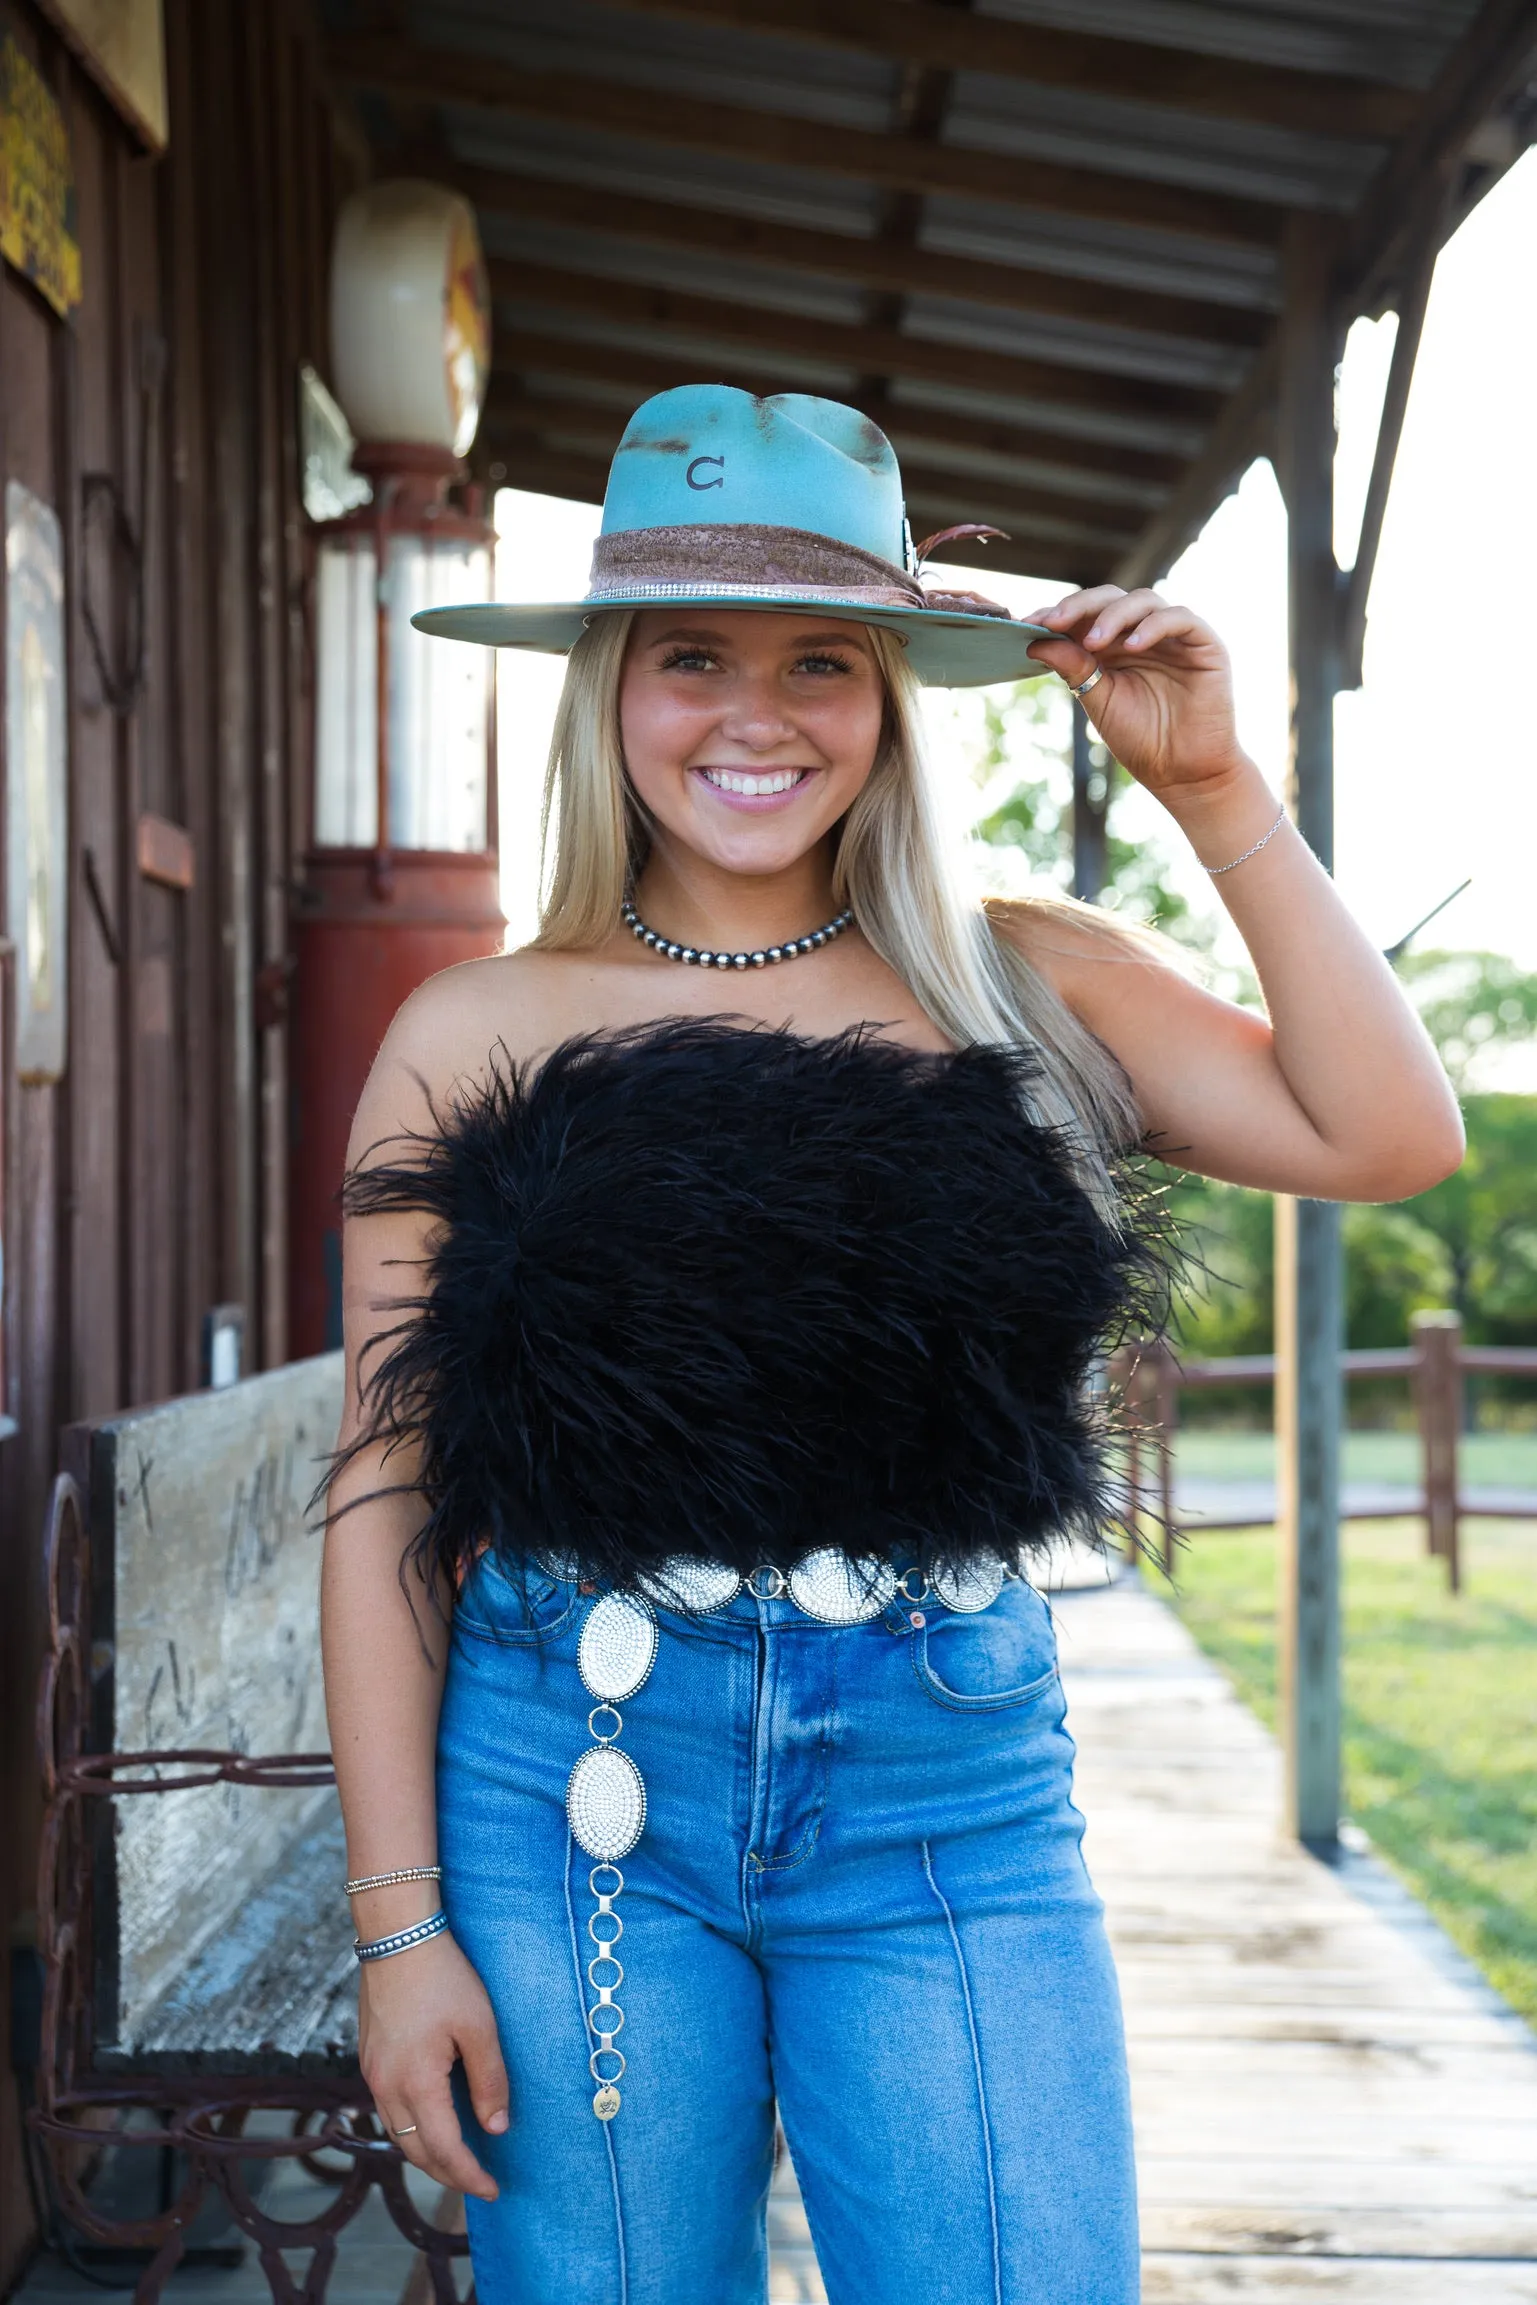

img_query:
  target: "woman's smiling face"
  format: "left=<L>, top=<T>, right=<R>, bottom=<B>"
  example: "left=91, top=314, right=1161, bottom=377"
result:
left=618, top=609, right=888, bottom=877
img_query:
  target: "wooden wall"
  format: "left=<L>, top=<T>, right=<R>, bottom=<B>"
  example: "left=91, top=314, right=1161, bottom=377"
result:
left=0, top=2, right=358, bottom=2276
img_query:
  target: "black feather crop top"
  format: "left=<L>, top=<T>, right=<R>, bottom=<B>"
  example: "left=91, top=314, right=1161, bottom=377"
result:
left=339, top=1018, right=1165, bottom=1588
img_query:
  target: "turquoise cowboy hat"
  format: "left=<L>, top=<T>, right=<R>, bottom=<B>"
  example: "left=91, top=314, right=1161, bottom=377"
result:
left=411, top=384, right=1056, bottom=687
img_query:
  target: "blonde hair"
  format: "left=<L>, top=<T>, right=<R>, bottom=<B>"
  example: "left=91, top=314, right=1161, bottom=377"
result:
left=533, top=612, right=1143, bottom=1200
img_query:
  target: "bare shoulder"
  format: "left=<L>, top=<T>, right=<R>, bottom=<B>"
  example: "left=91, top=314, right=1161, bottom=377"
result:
left=345, top=946, right=591, bottom=1168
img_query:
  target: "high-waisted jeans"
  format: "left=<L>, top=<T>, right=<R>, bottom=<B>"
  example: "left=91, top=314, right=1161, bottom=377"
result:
left=437, top=1556, right=1139, bottom=2305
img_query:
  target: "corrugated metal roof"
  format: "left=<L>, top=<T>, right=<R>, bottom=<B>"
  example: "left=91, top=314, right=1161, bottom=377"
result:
left=325, top=0, right=1537, bottom=582
left=943, top=73, right=1384, bottom=208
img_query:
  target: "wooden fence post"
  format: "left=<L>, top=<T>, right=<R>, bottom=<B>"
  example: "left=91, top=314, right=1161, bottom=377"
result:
left=1109, top=1344, right=1141, bottom=1559
left=1152, top=1340, right=1179, bottom=1577
left=1412, top=1309, right=1463, bottom=1591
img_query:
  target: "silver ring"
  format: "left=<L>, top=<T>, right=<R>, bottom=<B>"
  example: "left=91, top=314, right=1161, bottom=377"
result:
left=1068, top=665, right=1104, bottom=701
left=390, top=2123, right=418, bottom=2137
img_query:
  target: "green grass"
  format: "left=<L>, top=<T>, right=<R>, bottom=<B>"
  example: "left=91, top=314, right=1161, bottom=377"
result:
left=1173, top=1429, right=1537, bottom=1487
left=1160, top=1517, right=1537, bottom=2028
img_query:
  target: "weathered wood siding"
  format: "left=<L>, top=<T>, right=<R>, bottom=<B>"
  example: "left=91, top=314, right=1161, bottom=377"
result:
left=0, top=5, right=357, bottom=2277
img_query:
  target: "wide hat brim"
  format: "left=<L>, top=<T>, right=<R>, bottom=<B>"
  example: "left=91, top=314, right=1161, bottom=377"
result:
left=411, top=596, right=1058, bottom=689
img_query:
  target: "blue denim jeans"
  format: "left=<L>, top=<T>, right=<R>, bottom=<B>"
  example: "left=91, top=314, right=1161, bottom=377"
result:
left=437, top=1558, right=1139, bottom=2305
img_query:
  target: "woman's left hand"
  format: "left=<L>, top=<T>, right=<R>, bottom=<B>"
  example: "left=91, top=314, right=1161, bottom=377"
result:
left=1025, top=587, right=1246, bottom=809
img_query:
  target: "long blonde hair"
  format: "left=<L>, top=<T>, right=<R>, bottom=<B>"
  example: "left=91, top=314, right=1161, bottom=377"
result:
left=532, top=612, right=1143, bottom=1198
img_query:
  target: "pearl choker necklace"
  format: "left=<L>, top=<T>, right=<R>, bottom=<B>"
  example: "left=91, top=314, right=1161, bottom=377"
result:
left=622, top=897, right=855, bottom=971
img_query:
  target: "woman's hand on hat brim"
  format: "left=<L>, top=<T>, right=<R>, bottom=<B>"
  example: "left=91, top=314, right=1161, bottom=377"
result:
left=1024, top=586, right=1252, bottom=817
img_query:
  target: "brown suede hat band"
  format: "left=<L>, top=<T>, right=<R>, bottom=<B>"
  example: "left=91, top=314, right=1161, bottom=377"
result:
left=586, top=522, right=1013, bottom=621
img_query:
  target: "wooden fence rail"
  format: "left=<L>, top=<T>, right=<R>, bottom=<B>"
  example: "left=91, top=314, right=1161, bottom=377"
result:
left=1112, top=1311, right=1537, bottom=1592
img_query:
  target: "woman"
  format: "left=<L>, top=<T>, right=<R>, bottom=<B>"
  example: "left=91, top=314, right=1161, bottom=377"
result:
left=321, top=385, right=1460, bottom=2305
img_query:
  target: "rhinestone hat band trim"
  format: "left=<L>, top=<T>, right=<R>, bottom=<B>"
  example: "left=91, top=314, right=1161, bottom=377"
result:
left=559, top=1547, right=1016, bottom=2119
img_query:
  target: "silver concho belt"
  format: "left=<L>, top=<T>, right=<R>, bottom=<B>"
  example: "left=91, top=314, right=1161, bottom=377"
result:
left=552, top=1546, right=1017, bottom=2121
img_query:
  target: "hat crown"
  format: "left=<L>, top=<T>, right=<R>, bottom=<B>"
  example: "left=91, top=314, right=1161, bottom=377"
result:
left=601, top=385, right=908, bottom=567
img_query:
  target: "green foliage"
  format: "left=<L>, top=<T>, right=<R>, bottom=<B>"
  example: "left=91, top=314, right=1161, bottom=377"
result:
left=1394, top=950, right=1537, bottom=1092
left=1167, top=1099, right=1537, bottom=1360
left=1400, top=1094, right=1537, bottom=1340
left=969, top=679, right=1199, bottom=941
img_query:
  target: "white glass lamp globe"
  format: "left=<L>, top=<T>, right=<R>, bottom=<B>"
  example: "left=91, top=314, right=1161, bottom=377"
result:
left=329, top=181, right=490, bottom=457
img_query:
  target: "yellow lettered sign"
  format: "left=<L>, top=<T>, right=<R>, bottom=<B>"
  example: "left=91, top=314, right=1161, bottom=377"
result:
left=0, top=34, right=82, bottom=318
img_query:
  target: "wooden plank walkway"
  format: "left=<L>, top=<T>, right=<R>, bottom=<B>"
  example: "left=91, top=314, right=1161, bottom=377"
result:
left=771, top=1565, right=1537, bottom=2301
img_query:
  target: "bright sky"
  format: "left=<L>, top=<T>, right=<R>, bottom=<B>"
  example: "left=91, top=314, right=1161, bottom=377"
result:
left=495, top=148, right=1537, bottom=978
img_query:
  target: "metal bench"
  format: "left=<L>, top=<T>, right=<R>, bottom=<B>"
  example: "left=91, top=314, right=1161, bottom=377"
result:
left=29, top=1356, right=470, bottom=2303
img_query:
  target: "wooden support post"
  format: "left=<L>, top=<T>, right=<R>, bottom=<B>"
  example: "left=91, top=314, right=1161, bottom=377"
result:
left=1276, top=213, right=1346, bottom=1850
left=1413, top=1309, right=1464, bottom=1590
left=1071, top=697, right=1108, bottom=902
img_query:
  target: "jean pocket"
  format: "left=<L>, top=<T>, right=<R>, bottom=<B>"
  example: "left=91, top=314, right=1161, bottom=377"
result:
left=453, top=1553, right=579, bottom=1645
left=911, top=1583, right=1060, bottom=1712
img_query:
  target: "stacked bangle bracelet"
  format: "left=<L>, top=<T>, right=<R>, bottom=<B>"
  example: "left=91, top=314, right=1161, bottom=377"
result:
left=344, top=1865, right=442, bottom=1896
left=354, top=1910, right=449, bottom=1963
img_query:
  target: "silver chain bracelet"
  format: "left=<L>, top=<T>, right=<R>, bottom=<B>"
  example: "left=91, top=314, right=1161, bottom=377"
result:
left=1206, top=801, right=1287, bottom=877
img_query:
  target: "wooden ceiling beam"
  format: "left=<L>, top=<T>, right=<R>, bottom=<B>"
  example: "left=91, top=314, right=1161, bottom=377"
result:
left=327, top=34, right=1283, bottom=249
left=482, top=438, right=1119, bottom=580
left=1344, top=0, right=1537, bottom=305
left=490, top=334, right=1187, bottom=488
left=430, top=160, right=1269, bottom=353
left=593, top=0, right=1422, bottom=144
left=488, top=397, right=1149, bottom=535
left=487, top=256, right=1224, bottom=428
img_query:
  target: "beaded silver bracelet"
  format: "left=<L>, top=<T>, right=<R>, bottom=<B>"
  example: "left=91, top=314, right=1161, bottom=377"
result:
left=354, top=1909, right=449, bottom=1964
left=345, top=1864, right=442, bottom=1897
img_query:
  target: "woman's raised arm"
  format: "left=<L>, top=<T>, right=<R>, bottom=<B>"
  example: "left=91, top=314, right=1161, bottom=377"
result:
left=1012, top=588, right=1464, bottom=1200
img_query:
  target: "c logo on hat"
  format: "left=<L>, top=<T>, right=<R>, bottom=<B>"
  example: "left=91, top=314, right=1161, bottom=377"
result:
left=686, top=455, right=725, bottom=491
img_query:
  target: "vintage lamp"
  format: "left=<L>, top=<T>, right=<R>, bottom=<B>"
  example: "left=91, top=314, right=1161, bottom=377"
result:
left=289, top=181, right=503, bottom=1355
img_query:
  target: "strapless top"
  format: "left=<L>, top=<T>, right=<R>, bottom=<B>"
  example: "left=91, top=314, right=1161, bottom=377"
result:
left=339, top=1019, right=1164, bottom=1588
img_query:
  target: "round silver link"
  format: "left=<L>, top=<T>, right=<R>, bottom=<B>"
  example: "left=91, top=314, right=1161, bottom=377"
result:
left=589, top=1864, right=624, bottom=1899
left=894, top=1567, right=931, bottom=1604
left=588, top=2000, right=625, bottom=2038
left=587, top=1953, right=624, bottom=1992
left=587, top=1704, right=623, bottom=1742
left=587, top=1908, right=624, bottom=1947
left=748, top=1564, right=787, bottom=1599
left=589, top=2047, right=627, bottom=2084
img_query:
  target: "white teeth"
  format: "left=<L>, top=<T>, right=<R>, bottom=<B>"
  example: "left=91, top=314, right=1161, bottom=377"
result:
left=702, top=768, right=805, bottom=796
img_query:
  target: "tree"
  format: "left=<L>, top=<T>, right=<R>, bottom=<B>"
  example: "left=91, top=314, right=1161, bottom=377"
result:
left=1392, top=950, right=1537, bottom=1093
left=968, top=678, right=1201, bottom=941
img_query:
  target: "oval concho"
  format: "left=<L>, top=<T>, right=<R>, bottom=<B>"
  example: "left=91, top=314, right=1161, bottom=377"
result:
left=787, top=1548, right=896, bottom=1624
left=930, top=1557, right=1006, bottom=1614
left=592, top=2084, right=622, bottom=2121
left=637, top=1556, right=743, bottom=1614
left=566, top=1744, right=647, bottom=1864
left=578, top=1591, right=658, bottom=1702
